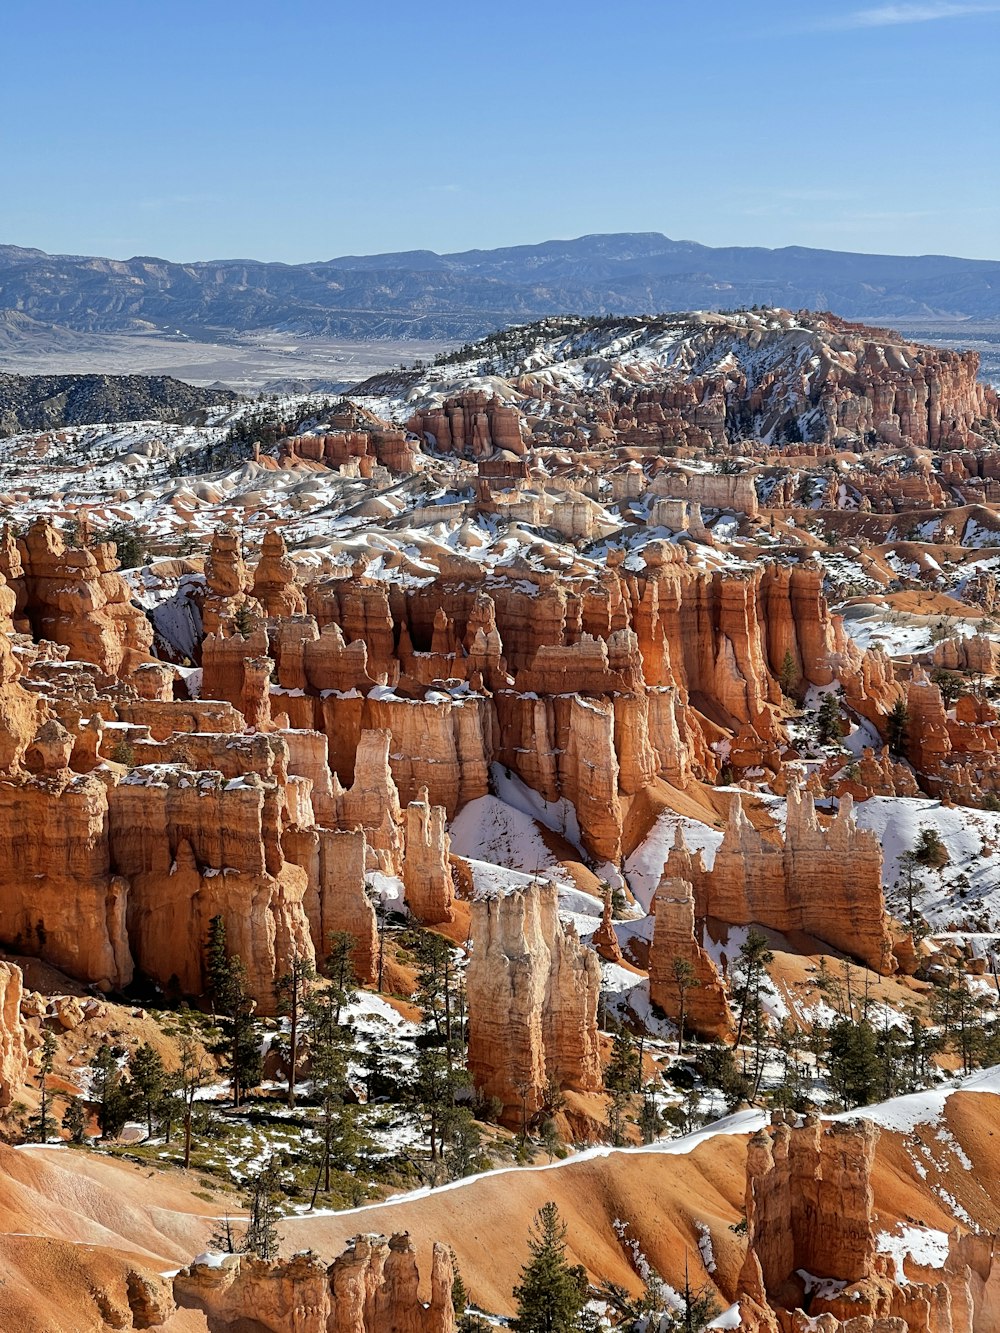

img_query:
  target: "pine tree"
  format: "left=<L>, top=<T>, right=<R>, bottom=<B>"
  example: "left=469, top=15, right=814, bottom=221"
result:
left=28, top=1028, right=58, bottom=1143
left=828, top=1017, right=880, bottom=1108
left=62, top=1095, right=87, bottom=1144
left=512, top=1203, right=588, bottom=1333
left=733, top=929, right=774, bottom=1049
left=604, top=1028, right=639, bottom=1094
left=671, top=957, right=699, bottom=1055
left=413, top=931, right=465, bottom=1073
left=303, top=983, right=354, bottom=1206
left=206, top=915, right=261, bottom=1108
left=178, top=1034, right=208, bottom=1169
left=411, top=1043, right=455, bottom=1161
left=232, top=601, right=257, bottom=637
left=886, top=699, right=909, bottom=755
left=129, top=1043, right=167, bottom=1139
left=778, top=649, right=798, bottom=698
left=661, top=1256, right=720, bottom=1333
left=91, top=1046, right=130, bottom=1139
left=325, top=930, right=359, bottom=1023
left=242, top=1158, right=281, bottom=1260
left=933, top=969, right=986, bottom=1074
left=913, top=826, right=948, bottom=869
left=275, top=951, right=316, bottom=1109
left=815, top=691, right=843, bottom=745
left=733, top=929, right=775, bottom=1102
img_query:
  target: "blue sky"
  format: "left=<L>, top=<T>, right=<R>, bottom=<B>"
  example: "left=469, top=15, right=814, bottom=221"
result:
left=2, top=0, right=998, bottom=262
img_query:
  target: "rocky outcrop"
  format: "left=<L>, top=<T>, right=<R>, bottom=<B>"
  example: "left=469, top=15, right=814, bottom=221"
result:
left=740, top=1117, right=878, bottom=1307
left=648, top=875, right=734, bottom=1042
left=407, top=391, right=525, bottom=460
left=284, top=826, right=378, bottom=983
left=174, top=1234, right=456, bottom=1333
left=466, top=881, right=602, bottom=1124
left=252, top=530, right=306, bottom=618
left=650, top=466, right=759, bottom=518
left=736, top=1116, right=973, bottom=1333
left=18, top=519, right=153, bottom=675
left=669, top=784, right=895, bottom=973
left=402, top=788, right=455, bottom=924
left=590, top=891, right=623, bottom=964
left=0, top=624, right=44, bottom=774
left=201, top=527, right=260, bottom=636
left=333, top=729, right=404, bottom=874
left=109, top=765, right=314, bottom=1010
left=0, top=961, right=28, bottom=1107
left=0, top=772, right=132, bottom=991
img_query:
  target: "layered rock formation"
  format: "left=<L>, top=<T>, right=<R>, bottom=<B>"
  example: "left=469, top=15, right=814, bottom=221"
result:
left=110, top=765, right=314, bottom=1009
left=466, top=881, right=602, bottom=1123
left=252, top=530, right=307, bottom=619
left=174, top=1233, right=456, bottom=1333
left=0, top=771, right=133, bottom=991
left=407, top=390, right=525, bottom=460
left=17, top=519, right=153, bottom=675
left=201, top=526, right=261, bottom=636
left=0, top=962, right=27, bottom=1107
left=647, top=875, right=734, bottom=1042
left=736, top=1116, right=981, bottom=1332
left=669, top=785, right=896, bottom=973
left=590, top=891, right=623, bottom=964
left=402, top=788, right=455, bottom=924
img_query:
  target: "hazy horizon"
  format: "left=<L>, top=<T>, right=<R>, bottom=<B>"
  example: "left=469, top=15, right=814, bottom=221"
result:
left=3, top=229, right=999, bottom=269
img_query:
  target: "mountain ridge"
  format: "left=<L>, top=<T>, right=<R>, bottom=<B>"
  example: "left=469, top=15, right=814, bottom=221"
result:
left=1, top=231, right=999, bottom=341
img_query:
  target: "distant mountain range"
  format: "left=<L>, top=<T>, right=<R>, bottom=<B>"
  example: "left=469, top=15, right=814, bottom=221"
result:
left=1, top=233, right=998, bottom=342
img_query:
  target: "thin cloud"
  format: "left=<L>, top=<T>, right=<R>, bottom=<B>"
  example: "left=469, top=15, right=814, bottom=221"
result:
left=822, top=2, right=1000, bottom=28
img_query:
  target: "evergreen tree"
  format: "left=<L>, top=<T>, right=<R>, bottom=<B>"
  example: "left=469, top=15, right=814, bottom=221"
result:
left=443, top=1107, right=490, bottom=1181
left=512, top=1203, right=588, bottom=1333
left=91, top=1046, right=130, bottom=1139
left=604, top=1028, right=639, bottom=1146
left=242, top=1158, right=281, bottom=1260
left=206, top=915, right=262, bottom=1107
left=913, top=826, right=949, bottom=869
left=930, top=668, right=963, bottom=708
left=828, top=1018, right=880, bottom=1108
left=411, top=1043, right=456, bottom=1161
left=325, top=930, right=360, bottom=1023
left=232, top=601, right=258, bottom=637
left=129, top=1043, right=167, bottom=1139
left=62, top=1095, right=87, bottom=1144
left=604, top=1028, right=639, bottom=1094
left=896, top=850, right=923, bottom=934
left=732, top=929, right=775, bottom=1049
left=28, top=1028, right=58, bottom=1143
left=639, top=1082, right=662, bottom=1144
left=778, top=649, right=798, bottom=698
left=413, top=931, right=465, bottom=1072
left=178, top=1034, right=209, bottom=1169
left=732, top=929, right=775, bottom=1102
left=933, top=970, right=986, bottom=1074
left=671, top=957, right=699, bottom=1055
left=275, top=951, right=316, bottom=1109
left=661, top=1258, right=720, bottom=1333
left=886, top=699, right=909, bottom=755
left=303, top=982, right=355, bottom=1205
left=815, top=691, right=843, bottom=745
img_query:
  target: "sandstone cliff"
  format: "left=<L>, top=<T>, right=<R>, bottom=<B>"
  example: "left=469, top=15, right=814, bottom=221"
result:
left=466, top=881, right=601, bottom=1123
left=0, top=962, right=27, bottom=1108
left=174, top=1233, right=456, bottom=1333
left=647, top=875, right=734, bottom=1042
left=669, top=784, right=896, bottom=973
